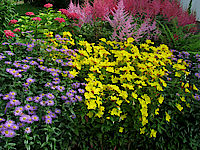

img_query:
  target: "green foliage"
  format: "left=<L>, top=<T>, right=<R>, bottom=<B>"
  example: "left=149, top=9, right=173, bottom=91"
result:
left=0, top=0, right=17, bottom=41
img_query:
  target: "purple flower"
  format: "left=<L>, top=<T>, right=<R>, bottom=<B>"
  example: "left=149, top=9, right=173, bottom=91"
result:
left=68, top=74, right=74, bottom=79
left=21, top=64, right=30, bottom=70
left=13, top=72, right=22, bottom=78
left=70, top=97, right=77, bottom=103
left=5, top=51, right=14, bottom=56
left=2, top=130, right=16, bottom=137
left=14, top=108, right=23, bottom=116
left=26, top=97, right=33, bottom=102
left=26, top=57, right=33, bottom=60
left=72, top=82, right=80, bottom=89
left=17, top=122, right=25, bottom=128
left=78, top=89, right=85, bottom=94
left=32, top=115, right=39, bottom=121
left=26, top=78, right=35, bottom=83
left=37, top=58, right=44, bottom=62
left=13, top=62, right=21, bottom=68
left=65, top=100, right=71, bottom=104
left=61, top=95, right=68, bottom=100
left=23, top=82, right=30, bottom=87
left=46, top=93, right=55, bottom=99
left=69, top=89, right=77, bottom=94
left=55, top=108, right=61, bottom=114
left=4, top=61, right=12, bottom=64
left=9, top=91, right=16, bottom=97
left=38, top=65, right=47, bottom=71
left=40, top=101, right=46, bottom=106
left=34, top=96, right=42, bottom=103
left=44, top=82, right=53, bottom=87
left=75, top=95, right=83, bottom=101
left=45, top=118, right=52, bottom=124
left=66, top=92, right=74, bottom=98
left=12, top=124, right=19, bottom=130
left=195, top=73, right=200, bottom=79
left=52, top=80, right=60, bottom=84
left=0, top=118, right=5, bottom=122
left=0, top=55, right=6, bottom=60
left=46, top=100, right=55, bottom=106
left=25, top=127, right=31, bottom=133
left=4, top=122, right=13, bottom=129
left=56, top=59, right=63, bottom=63
left=24, top=104, right=32, bottom=111
left=3, top=94, right=11, bottom=100
left=22, top=59, right=29, bottom=63
left=10, top=99, right=21, bottom=106
left=71, top=114, right=76, bottom=119
left=56, top=86, right=65, bottom=92
left=51, top=72, right=59, bottom=77
left=47, top=68, right=56, bottom=72
left=50, top=113, right=57, bottom=118
left=29, top=60, right=38, bottom=65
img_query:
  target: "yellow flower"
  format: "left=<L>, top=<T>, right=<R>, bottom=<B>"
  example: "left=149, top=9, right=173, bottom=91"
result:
left=176, top=103, right=183, bottom=111
left=150, top=129, right=157, bottom=138
left=175, top=72, right=181, bottom=77
left=140, top=127, right=146, bottom=134
left=155, top=108, right=159, bottom=115
left=69, top=69, right=79, bottom=77
left=63, top=31, right=72, bottom=37
left=119, top=127, right=124, bottom=133
left=185, top=88, right=190, bottom=93
left=180, top=96, right=186, bottom=102
left=87, top=100, right=97, bottom=110
left=193, top=84, right=198, bottom=91
left=184, top=82, right=189, bottom=88
left=99, top=38, right=107, bottom=42
left=87, top=111, right=93, bottom=118
left=127, top=37, right=135, bottom=43
left=142, top=117, right=148, bottom=126
left=132, top=92, right=138, bottom=99
left=158, top=95, right=164, bottom=104
left=165, top=112, right=171, bottom=122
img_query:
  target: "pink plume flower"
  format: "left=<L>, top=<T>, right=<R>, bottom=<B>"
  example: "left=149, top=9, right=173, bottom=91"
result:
left=67, top=13, right=80, bottom=20
left=32, top=17, right=42, bottom=21
left=4, top=30, right=15, bottom=39
left=44, top=3, right=53, bottom=8
left=25, top=12, right=35, bottom=16
left=8, top=19, right=18, bottom=25
left=54, top=17, right=65, bottom=23
left=13, top=28, right=21, bottom=32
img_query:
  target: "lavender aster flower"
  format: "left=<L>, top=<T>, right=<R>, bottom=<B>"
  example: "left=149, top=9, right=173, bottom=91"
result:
left=2, top=130, right=16, bottom=137
left=12, top=124, right=19, bottom=130
left=55, top=108, right=61, bottom=114
left=45, top=118, right=52, bottom=124
left=29, top=60, right=38, bottom=65
left=26, top=97, right=33, bottom=102
left=21, top=64, right=30, bottom=70
left=66, top=92, right=74, bottom=98
left=56, top=59, right=63, bottom=63
left=56, top=86, right=65, bottom=92
left=31, top=115, right=39, bottom=121
left=23, top=82, right=30, bottom=87
left=4, top=61, right=12, bottom=64
left=26, top=78, right=35, bottom=83
left=61, top=95, right=68, bottom=100
left=46, top=100, right=55, bottom=106
left=25, top=127, right=31, bottom=133
left=195, top=73, right=200, bottom=79
left=69, top=89, right=77, bottom=94
left=46, top=93, right=55, bottom=99
left=0, top=118, right=5, bottom=122
left=78, top=89, right=85, bottom=93
left=75, top=95, right=83, bottom=101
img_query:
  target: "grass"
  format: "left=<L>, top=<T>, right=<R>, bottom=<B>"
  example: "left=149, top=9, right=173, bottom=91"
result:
left=14, top=3, right=42, bottom=16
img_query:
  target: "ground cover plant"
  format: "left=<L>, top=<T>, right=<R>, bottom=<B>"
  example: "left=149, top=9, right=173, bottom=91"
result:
left=0, top=0, right=200, bottom=149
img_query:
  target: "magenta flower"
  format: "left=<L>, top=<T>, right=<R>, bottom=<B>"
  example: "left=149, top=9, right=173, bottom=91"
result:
left=54, top=17, right=65, bottom=23
left=13, top=28, right=21, bottom=32
left=4, top=30, right=15, bottom=39
left=32, top=17, right=42, bottom=21
left=44, top=3, right=53, bottom=8
left=25, top=12, right=35, bottom=16
left=8, top=19, right=18, bottom=25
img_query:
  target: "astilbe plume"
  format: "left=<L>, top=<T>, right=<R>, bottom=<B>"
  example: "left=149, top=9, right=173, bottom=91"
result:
left=92, top=0, right=117, bottom=20
left=104, top=0, right=136, bottom=41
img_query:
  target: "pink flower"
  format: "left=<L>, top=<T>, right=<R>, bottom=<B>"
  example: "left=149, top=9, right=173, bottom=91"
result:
left=25, top=12, right=35, bottom=16
left=4, top=30, right=15, bottom=39
left=8, top=19, right=18, bottom=25
left=32, top=17, right=42, bottom=21
left=67, top=13, right=80, bottom=20
left=54, top=17, right=65, bottom=23
left=13, top=28, right=21, bottom=32
left=44, top=3, right=53, bottom=8
left=59, top=9, right=69, bottom=16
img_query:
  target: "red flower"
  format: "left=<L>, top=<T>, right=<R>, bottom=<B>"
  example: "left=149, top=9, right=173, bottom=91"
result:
left=44, top=3, right=53, bottom=8
left=25, top=12, right=35, bottom=16
left=54, top=17, right=65, bottom=23
left=32, top=17, right=42, bottom=21
left=13, top=28, right=21, bottom=32
left=8, top=19, right=18, bottom=25
left=4, top=30, right=15, bottom=39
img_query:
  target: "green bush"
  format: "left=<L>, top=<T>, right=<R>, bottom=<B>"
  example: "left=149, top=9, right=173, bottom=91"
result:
left=0, top=0, right=17, bottom=41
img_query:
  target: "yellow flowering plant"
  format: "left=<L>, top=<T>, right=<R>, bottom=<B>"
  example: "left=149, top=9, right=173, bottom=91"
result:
left=47, top=34, right=199, bottom=148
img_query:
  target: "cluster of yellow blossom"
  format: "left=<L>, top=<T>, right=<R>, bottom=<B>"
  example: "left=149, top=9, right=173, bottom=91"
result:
left=47, top=33, right=199, bottom=138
